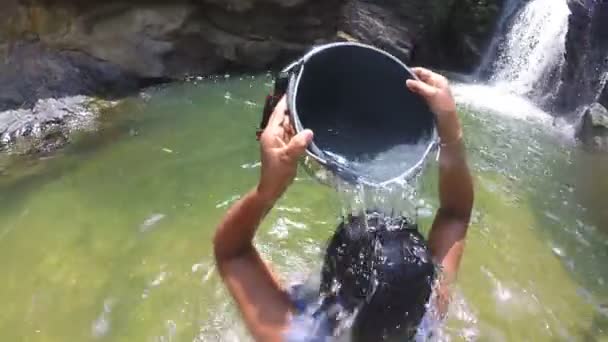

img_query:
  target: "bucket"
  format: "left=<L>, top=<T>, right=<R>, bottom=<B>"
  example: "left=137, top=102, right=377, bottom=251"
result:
left=259, top=42, right=438, bottom=187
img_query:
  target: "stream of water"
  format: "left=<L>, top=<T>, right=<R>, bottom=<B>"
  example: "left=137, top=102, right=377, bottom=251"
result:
left=475, top=0, right=572, bottom=114
left=0, top=75, right=606, bottom=341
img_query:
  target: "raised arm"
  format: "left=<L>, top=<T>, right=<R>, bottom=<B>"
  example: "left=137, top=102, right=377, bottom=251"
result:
left=407, top=68, right=474, bottom=310
left=213, top=97, right=314, bottom=341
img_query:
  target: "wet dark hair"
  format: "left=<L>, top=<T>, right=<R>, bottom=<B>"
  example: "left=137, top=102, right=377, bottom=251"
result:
left=319, top=212, right=436, bottom=341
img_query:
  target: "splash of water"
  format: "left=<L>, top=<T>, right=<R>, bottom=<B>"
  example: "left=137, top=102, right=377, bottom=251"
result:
left=334, top=172, right=422, bottom=223
left=490, top=0, right=570, bottom=96
left=312, top=133, right=435, bottom=221
left=452, top=83, right=553, bottom=123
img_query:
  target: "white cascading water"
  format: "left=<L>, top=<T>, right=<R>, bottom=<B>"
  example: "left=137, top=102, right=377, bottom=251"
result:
left=454, top=0, right=571, bottom=123
left=490, top=0, right=570, bottom=95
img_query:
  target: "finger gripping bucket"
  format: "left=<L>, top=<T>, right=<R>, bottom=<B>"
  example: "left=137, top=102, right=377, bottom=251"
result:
left=260, top=42, right=438, bottom=187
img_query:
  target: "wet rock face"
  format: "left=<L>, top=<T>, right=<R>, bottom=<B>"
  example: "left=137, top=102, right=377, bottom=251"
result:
left=341, top=0, right=505, bottom=72
left=555, top=0, right=608, bottom=113
left=577, top=102, right=608, bottom=151
left=0, top=0, right=506, bottom=111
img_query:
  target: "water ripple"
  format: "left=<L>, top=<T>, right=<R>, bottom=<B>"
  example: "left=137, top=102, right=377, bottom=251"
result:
left=91, top=298, right=115, bottom=339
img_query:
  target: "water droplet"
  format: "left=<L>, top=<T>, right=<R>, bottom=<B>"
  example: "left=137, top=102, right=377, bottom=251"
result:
left=215, top=195, right=240, bottom=209
left=544, top=211, right=559, bottom=222
left=551, top=245, right=565, bottom=257
left=150, top=271, right=167, bottom=287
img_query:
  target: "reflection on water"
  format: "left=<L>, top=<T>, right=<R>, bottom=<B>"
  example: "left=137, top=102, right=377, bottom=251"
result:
left=0, top=76, right=606, bottom=340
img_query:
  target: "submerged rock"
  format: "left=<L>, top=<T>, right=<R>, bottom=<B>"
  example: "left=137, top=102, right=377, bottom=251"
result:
left=576, top=102, right=608, bottom=151
left=0, top=96, right=115, bottom=154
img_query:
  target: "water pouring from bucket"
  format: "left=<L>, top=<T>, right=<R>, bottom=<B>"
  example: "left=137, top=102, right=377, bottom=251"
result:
left=215, top=45, right=472, bottom=342
left=260, top=42, right=438, bottom=188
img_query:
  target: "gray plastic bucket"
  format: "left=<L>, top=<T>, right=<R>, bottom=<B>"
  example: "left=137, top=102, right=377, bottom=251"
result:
left=261, top=42, right=438, bottom=187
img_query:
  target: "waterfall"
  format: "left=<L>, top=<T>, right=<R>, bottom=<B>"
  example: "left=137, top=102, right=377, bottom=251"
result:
left=454, top=0, right=575, bottom=124
left=476, top=0, right=527, bottom=77
left=489, top=0, right=570, bottom=96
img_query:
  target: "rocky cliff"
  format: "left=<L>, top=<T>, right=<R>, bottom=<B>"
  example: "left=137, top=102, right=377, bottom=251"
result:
left=0, top=0, right=504, bottom=153
left=0, top=0, right=343, bottom=111
left=413, top=0, right=506, bottom=73
left=556, top=0, right=608, bottom=113
left=553, top=0, right=608, bottom=150
left=0, top=0, right=505, bottom=111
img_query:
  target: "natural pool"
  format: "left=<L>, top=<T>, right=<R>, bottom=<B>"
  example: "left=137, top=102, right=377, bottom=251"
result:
left=0, top=75, right=606, bottom=341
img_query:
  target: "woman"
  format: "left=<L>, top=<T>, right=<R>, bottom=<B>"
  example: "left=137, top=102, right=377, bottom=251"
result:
left=213, top=68, right=474, bottom=341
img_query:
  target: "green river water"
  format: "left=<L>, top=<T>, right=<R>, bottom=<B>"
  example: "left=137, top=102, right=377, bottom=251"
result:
left=0, top=75, right=606, bottom=341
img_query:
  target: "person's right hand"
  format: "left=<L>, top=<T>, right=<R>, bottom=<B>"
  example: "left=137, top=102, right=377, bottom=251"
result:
left=406, top=68, right=462, bottom=144
left=257, top=97, right=314, bottom=203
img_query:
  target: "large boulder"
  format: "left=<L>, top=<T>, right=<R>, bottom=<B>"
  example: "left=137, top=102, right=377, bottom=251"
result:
left=554, top=0, right=608, bottom=113
left=412, top=0, right=505, bottom=73
left=577, top=102, right=608, bottom=151
left=340, top=0, right=444, bottom=62
left=0, top=0, right=344, bottom=112
left=0, top=42, right=143, bottom=112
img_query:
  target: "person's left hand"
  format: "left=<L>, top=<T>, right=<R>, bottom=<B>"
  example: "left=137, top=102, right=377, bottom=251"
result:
left=257, top=97, right=314, bottom=203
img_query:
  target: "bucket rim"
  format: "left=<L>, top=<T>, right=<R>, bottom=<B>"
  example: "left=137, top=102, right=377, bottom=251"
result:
left=284, top=42, right=439, bottom=188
